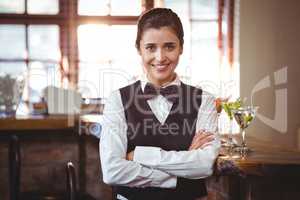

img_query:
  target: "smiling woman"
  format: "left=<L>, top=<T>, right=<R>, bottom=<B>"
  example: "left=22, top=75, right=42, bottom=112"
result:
left=100, top=8, right=221, bottom=200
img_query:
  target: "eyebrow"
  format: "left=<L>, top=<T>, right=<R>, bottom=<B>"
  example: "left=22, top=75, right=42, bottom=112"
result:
left=144, top=43, right=155, bottom=46
left=164, top=42, right=176, bottom=46
left=144, top=42, right=177, bottom=46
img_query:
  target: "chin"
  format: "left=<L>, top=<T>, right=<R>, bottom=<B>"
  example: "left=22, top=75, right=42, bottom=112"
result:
left=154, top=73, right=169, bottom=80
left=156, top=75, right=173, bottom=83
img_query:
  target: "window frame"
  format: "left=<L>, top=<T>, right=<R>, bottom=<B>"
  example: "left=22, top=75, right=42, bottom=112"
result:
left=0, top=0, right=154, bottom=91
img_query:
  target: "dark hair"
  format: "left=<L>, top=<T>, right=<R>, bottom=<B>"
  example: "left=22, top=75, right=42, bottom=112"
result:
left=135, top=8, right=184, bottom=50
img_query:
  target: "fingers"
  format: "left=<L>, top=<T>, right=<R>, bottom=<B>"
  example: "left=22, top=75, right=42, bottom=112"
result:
left=189, top=135, right=214, bottom=150
left=189, top=134, right=214, bottom=150
left=189, top=130, right=215, bottom=151
left=126, top=151, right=134, bottom=161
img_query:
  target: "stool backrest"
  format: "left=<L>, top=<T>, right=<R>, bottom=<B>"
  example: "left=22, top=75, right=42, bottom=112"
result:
left=66, top=162, right=77, bottom=200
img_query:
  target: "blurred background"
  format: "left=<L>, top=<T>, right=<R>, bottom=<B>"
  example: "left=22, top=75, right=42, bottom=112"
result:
left=1, top=0, right=300, bottom=200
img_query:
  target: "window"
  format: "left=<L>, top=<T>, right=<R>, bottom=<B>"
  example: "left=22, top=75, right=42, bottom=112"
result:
left=1, top=0, right=237, bottom=102
left=76, top=0, right=144, bottom=98
left=77, top=24, right=140, bottom=98
left=0, top=0, right=61, bottom=105
left=0, top=0, right=150, bottom=108
left=160, top=0, right=220, bottom=95
left=78, top=0, right=142, bottom=16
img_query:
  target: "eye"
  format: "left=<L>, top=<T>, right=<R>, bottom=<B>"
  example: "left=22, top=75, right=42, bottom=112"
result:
left=145, top=45, right=156, bottom=52
left=165, top=43, right=176, bottom=51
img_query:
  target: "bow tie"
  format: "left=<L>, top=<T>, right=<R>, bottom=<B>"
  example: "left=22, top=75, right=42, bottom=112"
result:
left=143, top=83, right=179, bottom=103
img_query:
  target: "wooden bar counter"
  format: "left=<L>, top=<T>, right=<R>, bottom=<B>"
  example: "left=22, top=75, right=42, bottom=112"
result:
left=0, top=115, right=78, bottom=131
left=217, top=136, right=300, bottom=175
left=214, top=136, right=300, bottom=200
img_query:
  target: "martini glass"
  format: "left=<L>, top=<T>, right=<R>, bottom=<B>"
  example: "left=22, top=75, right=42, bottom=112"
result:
left=221, top=99, right=242, bottom=150
left=232, top=106, right=258, bottom=154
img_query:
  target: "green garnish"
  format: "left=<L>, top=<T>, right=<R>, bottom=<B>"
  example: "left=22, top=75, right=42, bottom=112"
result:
left=244, top=115, right=253, bottom=123
left=221, top=98, right=243, bottom=120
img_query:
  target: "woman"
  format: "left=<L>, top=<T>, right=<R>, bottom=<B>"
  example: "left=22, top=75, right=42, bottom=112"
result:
left=100, top=8, right=220, bottom=200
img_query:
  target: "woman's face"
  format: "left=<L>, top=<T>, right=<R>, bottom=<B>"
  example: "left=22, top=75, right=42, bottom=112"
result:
left=138, top=26, right=183, bottom=87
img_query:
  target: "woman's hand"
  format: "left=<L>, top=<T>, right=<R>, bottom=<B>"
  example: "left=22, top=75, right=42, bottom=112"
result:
left=126, top=151, right=134, bottom=161
left=189, top=130, right=215, bottom=151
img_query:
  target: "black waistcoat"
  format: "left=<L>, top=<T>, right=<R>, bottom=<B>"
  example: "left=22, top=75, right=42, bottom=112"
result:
left=115, top=81, right=207, bottom=200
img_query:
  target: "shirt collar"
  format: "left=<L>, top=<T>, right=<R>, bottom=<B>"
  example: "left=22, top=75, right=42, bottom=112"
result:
left=140, top=74, right=181, bottom=92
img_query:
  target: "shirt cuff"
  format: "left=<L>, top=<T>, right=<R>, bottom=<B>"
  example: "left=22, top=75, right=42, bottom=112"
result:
left=133, top=146, right=161, bottom=167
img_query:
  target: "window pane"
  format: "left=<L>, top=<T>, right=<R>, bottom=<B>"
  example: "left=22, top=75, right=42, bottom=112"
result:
left=164, top=0, right=189, bottom=20
left=78, top=24, right=110, bottom=62
left=79, top=63, right=135, bottom=98
left=191, top=22, right=219, bottom=86
left=28, top=25, right=60, bottom=61
left=110, top=0, right=141, bottom=16
left=78, top=0, right=109, bottom=16
left=191, top=0, right=218, bottom=20
left=0, top=25, right=26, bottom=59
left=110, top=25, right=141, bottom=78
left=78, top=24, right=140, bottom=98
left=0, top=0, right=24, bottom=14
left=79, top=63, right=106, bottom=98
left=163, top=0, right=191, bottom=67
left=191, top=22, right=218, bottom=60
left=78, top=24, right=138, bottom=62
left=110, top=25, right=137, bottom=61
left=191, top=22, right=218, bottom=63
left=0, top=62, right=27, bottom=77
left=78, top=0, right=142, bottom=16
left=28, top=61, right=61, bottom=101
left=27, top=0, right=59, bottom=14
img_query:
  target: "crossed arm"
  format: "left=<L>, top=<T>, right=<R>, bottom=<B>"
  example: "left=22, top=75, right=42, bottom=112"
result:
left=99, top=90, right=220, bottom=188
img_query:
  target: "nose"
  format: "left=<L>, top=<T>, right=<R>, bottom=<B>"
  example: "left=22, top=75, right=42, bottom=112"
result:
left=154, top=48, right=166, bottom=62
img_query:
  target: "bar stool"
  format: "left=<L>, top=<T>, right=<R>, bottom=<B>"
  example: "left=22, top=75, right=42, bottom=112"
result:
left=9, top=135, right=67, bottom=200
left=66, top=162, right=96, bottom=200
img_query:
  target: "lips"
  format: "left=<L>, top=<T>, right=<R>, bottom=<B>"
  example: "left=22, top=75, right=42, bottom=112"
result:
left=151, top=64, right=170, bottom=71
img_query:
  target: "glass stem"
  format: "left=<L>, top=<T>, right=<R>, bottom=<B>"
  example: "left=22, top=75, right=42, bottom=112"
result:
left=241, top=129, right=246, bottom=147
left=229, top=119, right=233, bottom=146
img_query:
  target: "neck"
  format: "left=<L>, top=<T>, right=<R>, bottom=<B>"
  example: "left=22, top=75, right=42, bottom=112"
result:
left=147, top=74, right=177, bottom=88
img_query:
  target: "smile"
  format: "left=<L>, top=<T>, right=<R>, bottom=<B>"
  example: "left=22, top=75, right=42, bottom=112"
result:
left=151, top=64, right=170, bottom=70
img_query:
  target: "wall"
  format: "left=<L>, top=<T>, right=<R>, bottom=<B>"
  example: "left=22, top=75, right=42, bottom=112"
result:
left=239, top=0, right=300, bottom=149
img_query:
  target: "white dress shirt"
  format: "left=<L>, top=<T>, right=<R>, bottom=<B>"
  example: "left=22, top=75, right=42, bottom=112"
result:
left=99, top=76, right=220, bottom=189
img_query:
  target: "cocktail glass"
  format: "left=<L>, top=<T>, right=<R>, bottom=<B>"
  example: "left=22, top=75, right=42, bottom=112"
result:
left=232, top=106, right=258, bottom=154
left=221, top=99, right=242, bottom=150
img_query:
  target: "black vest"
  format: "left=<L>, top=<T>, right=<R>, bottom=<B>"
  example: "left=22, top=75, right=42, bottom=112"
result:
left=115, top=81, right=207, bottom=200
